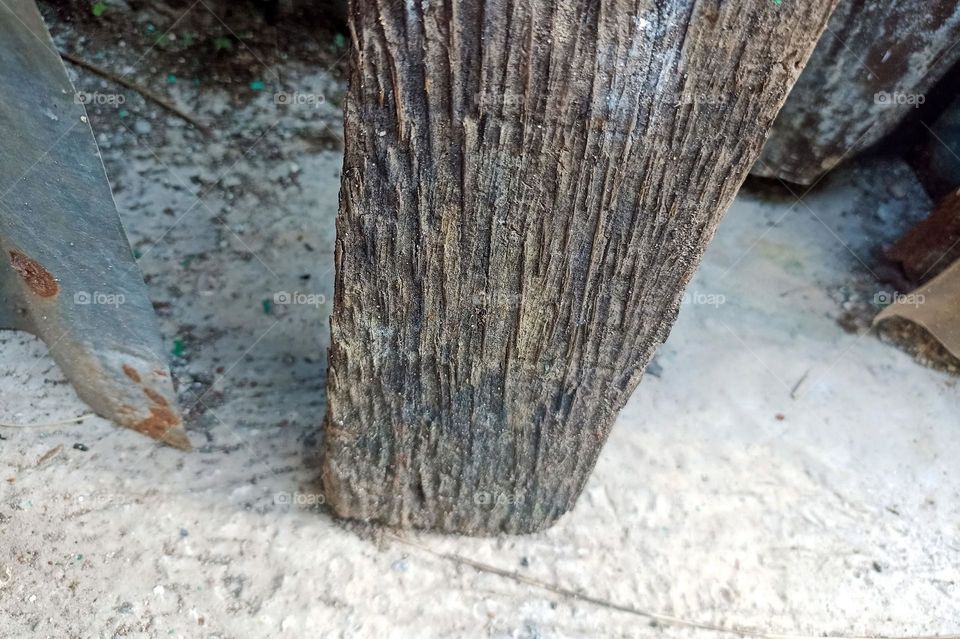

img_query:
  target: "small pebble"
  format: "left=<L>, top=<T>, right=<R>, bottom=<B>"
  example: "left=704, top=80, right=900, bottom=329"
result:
left=73, top=443, right=88, bottom=451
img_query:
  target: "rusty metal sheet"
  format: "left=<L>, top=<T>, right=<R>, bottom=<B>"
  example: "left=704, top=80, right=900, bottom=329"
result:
left=0, top=0, right=189, bottom=448
left=887, top=188, right=960, bottom=284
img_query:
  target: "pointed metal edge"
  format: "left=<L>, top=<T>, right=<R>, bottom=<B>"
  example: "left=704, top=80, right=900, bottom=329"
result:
left=0, top=0, right=189, bottom=450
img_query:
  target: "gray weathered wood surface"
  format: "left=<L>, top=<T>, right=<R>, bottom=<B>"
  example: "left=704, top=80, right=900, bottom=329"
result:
left=752, top=0, right=960, bottom=185
left=323, top=0, right=839, bottom=534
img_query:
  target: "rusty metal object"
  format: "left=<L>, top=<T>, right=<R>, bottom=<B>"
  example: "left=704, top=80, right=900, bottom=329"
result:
left=0, top=0, right=189, bottom=449
left=752, top=0, right=960, bottom=185
left=887, top=188, right=960, bottom=284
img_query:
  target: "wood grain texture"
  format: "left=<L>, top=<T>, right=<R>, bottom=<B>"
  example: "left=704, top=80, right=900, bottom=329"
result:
left=323, top=0, right=838, bottom=534
left=752, top=0, right=960, bottom=185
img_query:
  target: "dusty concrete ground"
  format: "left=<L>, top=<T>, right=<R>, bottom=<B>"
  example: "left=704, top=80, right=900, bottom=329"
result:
left=1, top=3, right=959, bottom=638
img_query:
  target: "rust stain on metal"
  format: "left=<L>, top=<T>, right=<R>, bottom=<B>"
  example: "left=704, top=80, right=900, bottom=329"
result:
left=9, top=250, right=59, bottom=297
left=131, top=386, right=187, bottom=448
left=141, top=386, right=169, bottom=407
left=115, top=367, right=189, bottom=449
left=121, top=364, right=142, bottom=383
left=133, top=404, right=179, bottom=438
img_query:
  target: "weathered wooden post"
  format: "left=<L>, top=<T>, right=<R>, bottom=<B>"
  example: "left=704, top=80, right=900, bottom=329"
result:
left=323, top=0, right=838, bottom=534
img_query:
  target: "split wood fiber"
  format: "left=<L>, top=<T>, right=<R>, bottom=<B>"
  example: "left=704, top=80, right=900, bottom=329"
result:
left=324, top=0, right=838, bottom=534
